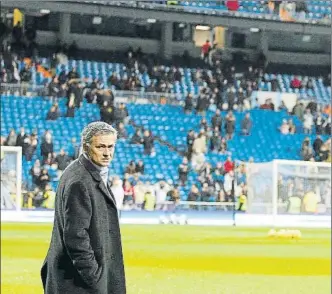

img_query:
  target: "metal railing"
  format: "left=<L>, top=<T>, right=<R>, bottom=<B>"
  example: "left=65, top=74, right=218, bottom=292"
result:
left=0, top=83, right=44, bottom=97
left=0, top=83, right=186, bottom=105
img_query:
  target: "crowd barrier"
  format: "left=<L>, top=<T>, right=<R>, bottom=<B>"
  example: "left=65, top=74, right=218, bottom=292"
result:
left=1, top=201, right=330, bottom=228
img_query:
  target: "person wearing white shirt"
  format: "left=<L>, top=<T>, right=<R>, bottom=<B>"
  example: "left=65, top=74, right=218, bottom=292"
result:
left=110, top=176, right=124, bottom=212
left=154, top=181, right=170, bottom=210
left=303, top=109, right=314, bottom=134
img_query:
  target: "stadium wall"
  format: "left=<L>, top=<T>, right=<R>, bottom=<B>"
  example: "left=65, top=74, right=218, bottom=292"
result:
left=1, top=210, right=330, bottom=228
left=35, top=31, right=330, bottom=66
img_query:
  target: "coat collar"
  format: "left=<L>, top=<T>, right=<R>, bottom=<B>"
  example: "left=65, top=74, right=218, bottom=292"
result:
left=78, top=154, right=117, bottom=207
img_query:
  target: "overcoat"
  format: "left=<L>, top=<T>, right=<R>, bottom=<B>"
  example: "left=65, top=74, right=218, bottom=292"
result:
left=41, top=154, right=126, bottom=294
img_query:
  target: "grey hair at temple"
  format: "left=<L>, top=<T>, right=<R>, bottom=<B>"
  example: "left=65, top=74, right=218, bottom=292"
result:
left=81, top=121, right=118, bottom=148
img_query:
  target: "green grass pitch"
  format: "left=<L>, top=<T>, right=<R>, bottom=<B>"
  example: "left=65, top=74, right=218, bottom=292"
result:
left=1, top=223, right=331, bottom=294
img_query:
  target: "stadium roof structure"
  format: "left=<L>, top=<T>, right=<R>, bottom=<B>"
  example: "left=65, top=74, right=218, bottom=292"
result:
left=1, top=0, right=331, bottom=35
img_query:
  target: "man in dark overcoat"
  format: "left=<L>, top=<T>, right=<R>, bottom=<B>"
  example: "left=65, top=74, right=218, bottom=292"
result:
left=41, top=121, right=126, bottom=294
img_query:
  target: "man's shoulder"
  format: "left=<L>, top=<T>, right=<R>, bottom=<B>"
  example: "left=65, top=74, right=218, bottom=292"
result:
left=60, top=158, right=91, bottom=184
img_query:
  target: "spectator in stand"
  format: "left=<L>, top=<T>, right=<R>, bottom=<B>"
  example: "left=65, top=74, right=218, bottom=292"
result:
left=48, top=76, right=61, bottom=100
left=199, top=115, right=209, bottom=129
left=313, top=135, right=324, bottom=158
left=24, top=134, right=38, bottom=161
left=201, top=40, right=211, bottom=63
left=290, top=76, right=302, bottom=89
left=66, top=97, right=75, bottom=118
left=225, top=87, right=236, bottom=111
left=288, top=119, right=296, bottom=134
left=241, top=113, right=252, bottom=136
left=196, top=91, right=209, bottom=115
left=115, top=103, right=129, bottom=126
left=323, top=115, right=331, bottom=135
left=278, top=101, right=288, bottom=112
left=191, top=131, right=207, bottom=171
left=19, top=62, right=32, bottom=92
left=301, top=139, right=314, bottom=161
left=133, top=181, right=145, bottom=210
left=100, top=101, right=115, bottom=125
left=67, top=67, right=80, bottom=80
left=210, top=130, right=222, bottom=153
left=315, top=112, right=325, bottom=135
left=306, top=101, right=318, bottom=116
left=43, top=152, right=57, bottom=167
left=16, top=127, right=28, bottom=148
left=225, top=110, right=236, bottom=139
left=110, top=176, right=124, bottom=211
left=186, top=130, right=196, bottom=160
left=178, top=157, right=189, bottom=186
left=130, top=129, right=143, bottom=145
left=224, top=156, right=234, bottom=173
left=142, top=130, right=154, bottom=156
left=30, top=159, right=41, bottom=189
left=223, top=170, right=236, bottom=203
left=5, top=129, right=17, bottom=146
left=68, top=137, right=80, bottom=160
left=41, top=130, right=53, bottom=144
left=323, top=104, right=331, bottom=116
left=40, top=134, right=54, bottom=163
left=217, top=190, right=226, bottom=203
left=135, top=160, right=145, bottom=175
left=226, top=0, right=239, bottom=11
left=54, top=149, right=71, bottom=177
left=154, top=180, right=171, bottom=210
left=220, top=138, right=227, bottom=154
left=201, top=183, right=212, bottom=202
left=20, top=64, right=32, bottom=83
left=306, top=78, right=314, bottom=90
left=125, top=161, right=137, bottom=175
left=184, top=93, right=194, bottom=114
left=303, top=109, right=314, bottom=134
left=123, top=180, right=134, bottom=207
left=280, top=119, right=289, bottom=135
left=260, top=98, right=275, bottom=111
left=318, top=145, right=329, bottom=162
left=188, top=184, right=200, bottom=202
left=292, top=101, right=305, bottom=121
left=117, top=122, right=128, bottom=140
left=295, top=0, right=308, bottom=21
left=46, top=104, right=60, bottom=121
left=323, top=73, right=331, bottom=87
left=38, top=168, right=50, bottom=190
left=211, top=109, right=222, bottom=132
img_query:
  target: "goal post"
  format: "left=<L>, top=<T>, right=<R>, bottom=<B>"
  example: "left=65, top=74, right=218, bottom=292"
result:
left=1, top=146, right=22, bottom=211
left=246, top=159, right=331, bottom=227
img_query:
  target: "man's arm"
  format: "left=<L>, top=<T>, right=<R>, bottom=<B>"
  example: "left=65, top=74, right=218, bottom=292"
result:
left=63, top=181, right=102, bottom=287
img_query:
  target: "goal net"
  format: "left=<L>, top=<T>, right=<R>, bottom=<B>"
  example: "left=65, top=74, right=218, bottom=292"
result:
left=246, top=160, right=331, bottom=226
left=1, top=146, right=22, bottom=211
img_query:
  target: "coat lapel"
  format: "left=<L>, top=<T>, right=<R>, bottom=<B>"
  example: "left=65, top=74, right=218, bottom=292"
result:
left=78, top=154, right=117, bottom=207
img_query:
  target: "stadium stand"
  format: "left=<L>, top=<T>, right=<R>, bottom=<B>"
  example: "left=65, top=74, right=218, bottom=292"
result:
left=0, top=2, right=330, bottom=210
left=5, top=57, right=331, bottom=104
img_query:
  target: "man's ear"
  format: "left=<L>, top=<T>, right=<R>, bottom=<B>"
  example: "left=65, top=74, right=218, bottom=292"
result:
left=83, top=143, right=89, bottom=154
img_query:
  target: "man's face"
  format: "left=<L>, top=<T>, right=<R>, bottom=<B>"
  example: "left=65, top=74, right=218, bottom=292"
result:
left=87, top=134, right=117, bottom=167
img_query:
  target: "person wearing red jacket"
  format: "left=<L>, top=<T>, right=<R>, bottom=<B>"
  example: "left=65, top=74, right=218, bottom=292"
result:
left=224, top=156, right=235, bottom=173
left=201, top=40, right=211, bottom=63
left=290, top=76, right=302, bottom=89
left=226, top=0, right=239, bottom=11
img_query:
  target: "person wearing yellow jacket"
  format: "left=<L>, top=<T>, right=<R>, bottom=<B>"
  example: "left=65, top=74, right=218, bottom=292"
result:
left=144, top=189, right=156, bottom=211
left=42, top=185, right=56, bottom=209
left=237, top=194, right=247, bottom=212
